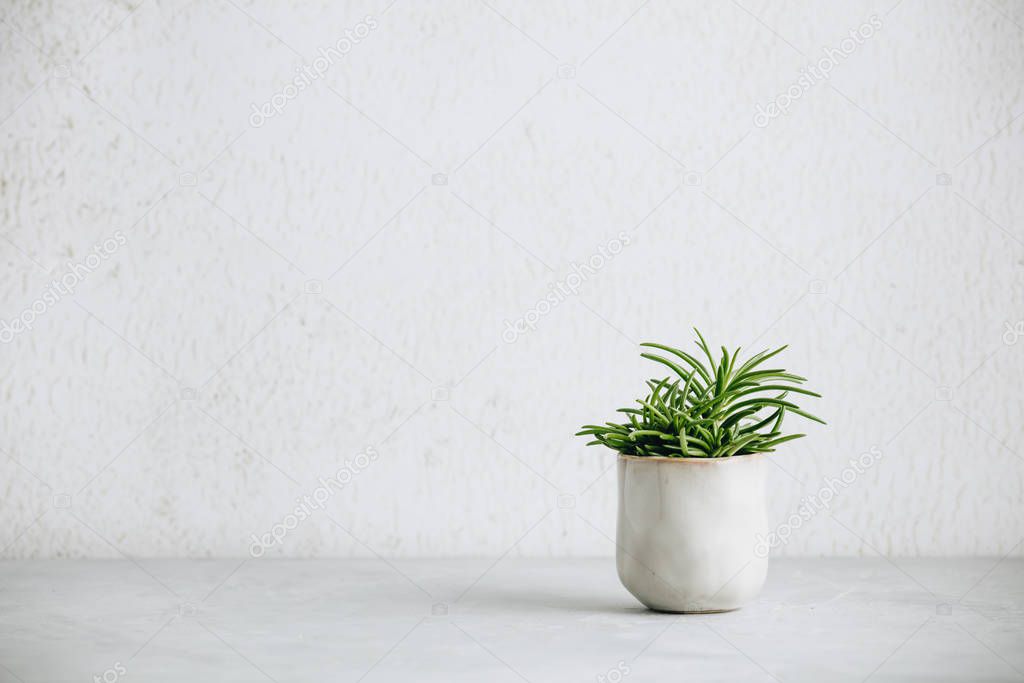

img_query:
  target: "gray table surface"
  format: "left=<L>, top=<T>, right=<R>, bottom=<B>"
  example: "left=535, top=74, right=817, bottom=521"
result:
left=0, top=558, right=1021, bottom=682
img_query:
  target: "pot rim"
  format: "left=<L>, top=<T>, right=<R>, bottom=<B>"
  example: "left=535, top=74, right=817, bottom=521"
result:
left=617, top=452, right=764, bottom=464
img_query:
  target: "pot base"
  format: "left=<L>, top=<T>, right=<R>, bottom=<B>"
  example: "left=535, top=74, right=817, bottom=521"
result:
left=645, top=606, right=740, bottom=614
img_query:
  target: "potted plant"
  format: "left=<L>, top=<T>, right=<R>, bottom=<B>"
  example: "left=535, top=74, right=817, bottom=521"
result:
left=577, top=330, right=824, bottom=612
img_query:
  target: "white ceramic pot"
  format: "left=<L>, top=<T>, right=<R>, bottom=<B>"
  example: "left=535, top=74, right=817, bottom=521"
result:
left=616, top=453, right=769, bottom=612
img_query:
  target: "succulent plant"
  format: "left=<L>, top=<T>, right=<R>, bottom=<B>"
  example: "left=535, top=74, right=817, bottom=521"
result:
left=576, top=330, right=824, bottom=457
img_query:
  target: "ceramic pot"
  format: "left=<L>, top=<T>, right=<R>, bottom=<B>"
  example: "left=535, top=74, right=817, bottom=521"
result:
left=616, top=453, right=769, bottom=612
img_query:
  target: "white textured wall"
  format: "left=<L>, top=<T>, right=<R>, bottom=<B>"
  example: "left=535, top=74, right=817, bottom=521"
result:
left=1, top=0, right=1022, bottom=559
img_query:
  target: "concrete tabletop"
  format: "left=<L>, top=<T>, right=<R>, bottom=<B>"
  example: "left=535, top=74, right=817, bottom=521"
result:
left=1, top=558, right=1021, bottom=682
